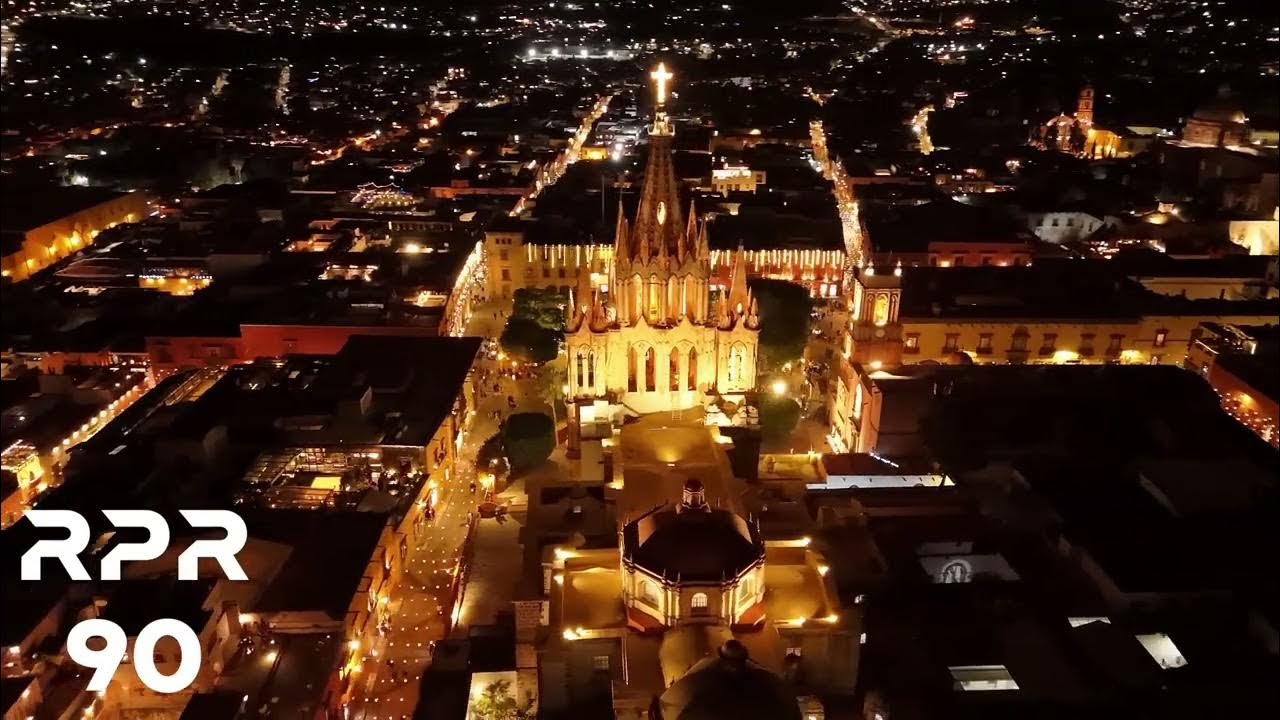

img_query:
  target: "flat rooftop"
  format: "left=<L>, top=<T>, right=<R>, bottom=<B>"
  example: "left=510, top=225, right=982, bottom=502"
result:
left=1, top=187, right=128, bottom=236
left=617, top=412, right=745, bottom=521
left=898, top=263, right=1280, bottom=321
left=246, top=509, right=388, bottom=619
left=864, top=198, right=1027, bottom=252
left=161, top=335, right=479, bottom=448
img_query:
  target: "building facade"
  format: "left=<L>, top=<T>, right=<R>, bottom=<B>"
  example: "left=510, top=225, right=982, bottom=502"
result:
left=562, top=83, right=760, bottom=438
left=829, top=264, right=1280, bottom=454
left=1, top=190, right=153, bottom=282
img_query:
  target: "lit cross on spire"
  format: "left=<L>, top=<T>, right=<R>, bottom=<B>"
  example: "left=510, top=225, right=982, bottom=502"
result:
left=650, top=62, right=673, bottom=105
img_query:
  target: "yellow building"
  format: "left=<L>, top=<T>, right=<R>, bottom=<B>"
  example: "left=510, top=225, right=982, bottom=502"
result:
left=1, top=188, right=152, bottom=282
left=535, top=415, right=856, bottom=717
left=563, top=65, right=760, bottom=448
left=1228, top=208, right=1279, bottom=256
left=828, top=263, right=1280, bottom=453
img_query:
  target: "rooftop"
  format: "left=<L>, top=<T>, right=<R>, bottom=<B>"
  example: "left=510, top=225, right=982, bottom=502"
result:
left=1, top=187, right=129, bottom=236
left=246, top=509, right=388, bottom=619
left=622, top=500, right=763, bottom=583
left=864, top=199, right=1028, bottom=253
left=897, top=263, right=1280, bottom=320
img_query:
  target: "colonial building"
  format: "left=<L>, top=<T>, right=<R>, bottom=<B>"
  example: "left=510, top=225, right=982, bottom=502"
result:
left=561, top=65, right=760, bottom=443
left=620, top=479, right=766, bottom=630
left=829, top=262, right=1280, bottom=453
left=529, top=414, right=855, bottom=718
left=1, top=188, right=153, bottom=282
left=1181, top=92, right=1251, bottom=148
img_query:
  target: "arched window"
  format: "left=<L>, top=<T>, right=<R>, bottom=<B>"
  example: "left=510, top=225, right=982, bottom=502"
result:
left=648, top=274, right=660, bottom=321
left=575, top=351, right=585, bottom=389
left=670, top=347, right=681, bottom=391
left=639, top=580, right=657, bottom=605
left=728, top=344, right=746, bottom=384
left=687, top=347, right=698, bottom=391
left=645, top=347, right=656, bottom=392
left=873, top=293, right=890, bottom=326
left=628, top=346, right=638, bottom=392
left=691, top=592, right=709, bottom=611
left=587, top=350, right=595, bottom=389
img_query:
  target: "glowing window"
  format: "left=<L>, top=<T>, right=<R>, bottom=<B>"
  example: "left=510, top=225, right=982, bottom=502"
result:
left=639, top=580, right=657, bottom=605
left=950, top=665, right=1019, bottom=692
left=691, top=592, right=708, bottom=610
left=1136, top=633, right=1188, bottom=669
left=872, top=293, right=889, bottom=326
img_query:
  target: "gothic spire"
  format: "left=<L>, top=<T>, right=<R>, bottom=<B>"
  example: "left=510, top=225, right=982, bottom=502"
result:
left=574, top=262, right=593, bottom=317
left=566, top=286, right=580, bottom=332
left=613, top=197, right=629, bottom=261
left=727, top=242, right=750, bottom=315
left=714, top=292, right=730, bottom=329
left=630, top=102, right=683, bottom=261
left=682, top=199, right=697, bottom=261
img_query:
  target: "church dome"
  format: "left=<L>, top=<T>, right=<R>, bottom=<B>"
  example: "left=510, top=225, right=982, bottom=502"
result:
left=1191, top=88, right=1247, bottom=126
left=1191, top=100, right=1247, bottom=125
left=653, top=640, right=802, bottom=720
left=622, top=480, right=763, bottom=583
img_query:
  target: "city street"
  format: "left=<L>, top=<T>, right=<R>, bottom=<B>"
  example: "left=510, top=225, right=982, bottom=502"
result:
left=346, top=300, right=558, bottom=720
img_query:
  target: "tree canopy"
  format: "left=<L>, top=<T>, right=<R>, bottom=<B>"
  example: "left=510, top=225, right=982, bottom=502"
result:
left=758, top=395, right=802, bottom=442
left=749, top=278, right=813, bottom=370
left=502, top=412, right=555, bottom=473
left=499, top=288, right=565, bottom=364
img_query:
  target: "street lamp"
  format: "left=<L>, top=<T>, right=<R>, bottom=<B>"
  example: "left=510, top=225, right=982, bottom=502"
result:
left=771, top=379, right=787, bottom=396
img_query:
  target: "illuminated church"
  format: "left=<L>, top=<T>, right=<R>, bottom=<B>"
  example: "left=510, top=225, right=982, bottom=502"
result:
left=565, top=65, right=759, bottom=440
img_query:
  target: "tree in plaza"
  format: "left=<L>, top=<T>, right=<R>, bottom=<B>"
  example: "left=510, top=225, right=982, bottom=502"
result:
left=499, top=318, right=560, bottom=364
left=511, top=287, right=567, bottom=331
left=748, top=278, right=813, bottom=371
left=468, top=678, right=535, bottom=720
left=1068, top=121, right=1088, bottom=155
left=758, top=395, right=802, bottom=442
left=477, top=432, right=508, bottom=477
left=499, top=288, right=566, bottom=364
left=502, top=412, right=555, bottom=473
left=534, top=360, right=568, bottom=420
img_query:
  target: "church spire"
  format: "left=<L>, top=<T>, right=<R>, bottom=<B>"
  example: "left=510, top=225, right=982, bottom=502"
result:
left=566, top=285, right=580, bottom=332
left=727, top=242, right=749, bottom=315
left=682, top=199, right=697, bottom=262
left=575, top=262, right=592, bottom=314
left=613, top=197, right=629, bottom=261
left=629, top=62, right=683, bottom=263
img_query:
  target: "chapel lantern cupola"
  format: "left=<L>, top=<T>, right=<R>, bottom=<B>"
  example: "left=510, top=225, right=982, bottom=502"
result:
left=680, top=478, right=708, bottom=512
